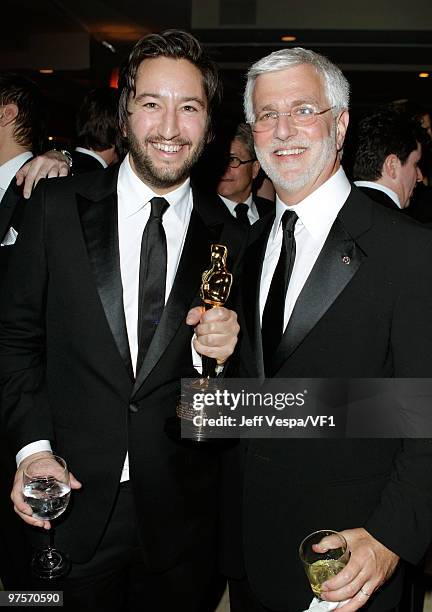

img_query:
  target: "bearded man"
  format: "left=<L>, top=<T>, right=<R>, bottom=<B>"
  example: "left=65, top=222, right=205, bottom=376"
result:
left=0, top=30, right=242, bottom=612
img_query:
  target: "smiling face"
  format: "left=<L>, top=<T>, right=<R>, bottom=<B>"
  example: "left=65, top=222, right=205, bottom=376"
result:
left=217, top=138, right=260, bottom=203
left=252, top=64, right=349, bottom=204
left=125, top=56, right=209, bottom=194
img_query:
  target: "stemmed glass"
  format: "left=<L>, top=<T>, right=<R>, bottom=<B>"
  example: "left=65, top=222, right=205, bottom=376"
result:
left=299, top=529, right=350, bottom=600
left=22, top=455, right=71, bottom=579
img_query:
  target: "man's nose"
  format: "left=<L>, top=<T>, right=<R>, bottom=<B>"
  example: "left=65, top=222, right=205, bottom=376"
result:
left=157, top=109, right=180, bottom=140
left=273, top=114, right=298, bottom=140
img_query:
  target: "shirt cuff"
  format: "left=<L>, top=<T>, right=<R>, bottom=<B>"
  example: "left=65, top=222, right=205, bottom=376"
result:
left=16, top=440, right=52, bottom=467
left=192, top=334, right=202, bottom=373
left=192, top=334, right=225, bottom=375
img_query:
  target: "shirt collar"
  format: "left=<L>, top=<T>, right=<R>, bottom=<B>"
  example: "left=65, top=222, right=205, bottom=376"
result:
left=354, top=180, right=400, bottom=208
left=75, top=147, right=108, bottom=169
left=273, top=167, right=351, bottom=240
left=0, top=151, right=33, bottom=190
left=218, top=192, right=253, bottom=214
left=118, top=154, right=191, bottom=222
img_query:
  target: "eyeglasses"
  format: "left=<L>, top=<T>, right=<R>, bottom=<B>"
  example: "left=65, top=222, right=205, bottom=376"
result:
left=250, top=104, right=334, bottom=132
left=228, top=155, right=256, bottom=168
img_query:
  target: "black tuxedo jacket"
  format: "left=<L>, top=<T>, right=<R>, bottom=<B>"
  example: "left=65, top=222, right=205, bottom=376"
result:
left=0, top=162, right=31, bottom=280
left=254, top=194, right=274, bottom=218
left=406, top=184, right=432, bottom=225
left=71, top=150, right=105, bottom=174
left=0, top=165, right=246, bottom=569
left=223, top=186, right=432, bottom=611
left=217, top=194, right=274, bottom=224
left=357, top=185, right=400, bottom=211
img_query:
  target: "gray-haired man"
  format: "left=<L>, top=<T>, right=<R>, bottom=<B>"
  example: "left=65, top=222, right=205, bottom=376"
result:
left=221, top=47, right=432, bottom=612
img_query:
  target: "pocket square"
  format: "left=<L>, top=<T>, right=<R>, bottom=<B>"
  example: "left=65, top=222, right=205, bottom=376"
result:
left=1, top=226, right=18, bottom=246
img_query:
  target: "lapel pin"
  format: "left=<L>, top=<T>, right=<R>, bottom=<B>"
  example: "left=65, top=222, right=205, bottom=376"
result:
left=342, top=255, right=350, bottom=265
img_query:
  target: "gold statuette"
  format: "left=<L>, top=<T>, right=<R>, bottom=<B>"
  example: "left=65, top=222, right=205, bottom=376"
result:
left=175, top=244, right=233, bottom=441
left=200, top=244, right=233, bottom=308
left=200, top=244, right=232, bottom=378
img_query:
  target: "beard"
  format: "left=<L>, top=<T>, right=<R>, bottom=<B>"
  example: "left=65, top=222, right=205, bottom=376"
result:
left=126, top=125, right=206, bottom=190
left=255, top=124, right=337, bottom=198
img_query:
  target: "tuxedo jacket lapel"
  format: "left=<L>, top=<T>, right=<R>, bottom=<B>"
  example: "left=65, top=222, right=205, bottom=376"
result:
left=270, top=189, right=371, bottom=373
left=77, top=167, right=134, bottom=380
left=271, top=217, right=364, bottom=373
left=132, top=211, right=213, bottom=393
left=132, top=187, right=227, bottom=395
left=242, top=215, right=274, bottom=379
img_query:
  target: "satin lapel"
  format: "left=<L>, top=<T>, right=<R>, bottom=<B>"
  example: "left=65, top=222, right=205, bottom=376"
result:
left=271, top=216, right=365, bottom=373
left=132, top=210, right=213, bottom=394
left=77, top=191, right=134, bottom=380
left=242, top=216, right=273, bottom=379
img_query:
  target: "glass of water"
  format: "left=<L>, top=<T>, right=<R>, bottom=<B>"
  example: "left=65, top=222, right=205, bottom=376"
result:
left=23, top=455, right=71, bottom=579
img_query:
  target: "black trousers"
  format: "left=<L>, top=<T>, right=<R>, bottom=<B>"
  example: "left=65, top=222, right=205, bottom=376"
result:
left=31, top=482, right=224, bottom=612
left=0, top=436, right=33, bottom=589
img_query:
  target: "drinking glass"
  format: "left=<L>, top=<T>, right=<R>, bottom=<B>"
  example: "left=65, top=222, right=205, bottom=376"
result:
left=299, top=529, right=350, bottom=599
left=22, top=455, right=71, bottom=579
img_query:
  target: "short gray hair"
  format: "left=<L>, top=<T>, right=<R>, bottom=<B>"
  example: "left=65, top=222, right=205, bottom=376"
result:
left=244, top=47, right=350, bottom=123
left=233, top=123, right=255, bottom=158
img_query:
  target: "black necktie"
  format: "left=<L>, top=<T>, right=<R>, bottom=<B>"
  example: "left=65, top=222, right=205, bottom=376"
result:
left=261, top=210, right=298, bottom=376
left=136, top=197, right=169, bottom=372
left=234, top=203, right=250, bottom=225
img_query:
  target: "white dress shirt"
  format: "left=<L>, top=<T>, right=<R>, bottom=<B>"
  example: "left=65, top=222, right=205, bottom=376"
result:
left=0, top=151, right=33, bottom=204
left=354, top=180, right=401, bottom=208
left=260, top=167, right=352, bottom=330
left=219, top=193, right=260, bottom=224
left=74, top=147, right=108, bottom=169
left=17, top=154, right=195, bottom=480
left=118, top=155, right=192, bottom=373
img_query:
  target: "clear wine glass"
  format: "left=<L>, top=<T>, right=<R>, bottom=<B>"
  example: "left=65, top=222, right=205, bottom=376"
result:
left=22, top=455, right=71, bottom=579
left=299, top=529, right=350, bottom=600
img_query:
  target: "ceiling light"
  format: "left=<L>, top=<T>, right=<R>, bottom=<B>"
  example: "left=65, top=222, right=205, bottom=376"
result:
left=281, top=35, right=297, bottom=42
left=101, top=40, right=116, bottom=54
left=419, top=72, right=430, bottom=78
left=39, top=69, right=54, bottom=74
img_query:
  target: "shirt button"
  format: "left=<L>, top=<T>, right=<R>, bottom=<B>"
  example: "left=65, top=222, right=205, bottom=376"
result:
left=129, top=403, right=139, bottom=413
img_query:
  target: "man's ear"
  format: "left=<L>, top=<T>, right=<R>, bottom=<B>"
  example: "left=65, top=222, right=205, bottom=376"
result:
left=336, top=110, right=349, bottom=151
left=382, top=153, right=400, bottom=180
left=252, top=159, right=260, bottom=180
left=0, top=103, right=18, bottom=127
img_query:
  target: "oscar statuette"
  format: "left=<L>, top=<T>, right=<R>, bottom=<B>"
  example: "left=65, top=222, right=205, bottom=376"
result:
left=176, top=244, right=233, bottom=442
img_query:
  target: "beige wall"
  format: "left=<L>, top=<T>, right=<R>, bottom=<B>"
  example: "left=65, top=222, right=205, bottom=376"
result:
left=192, top=0, right=432, bottom=30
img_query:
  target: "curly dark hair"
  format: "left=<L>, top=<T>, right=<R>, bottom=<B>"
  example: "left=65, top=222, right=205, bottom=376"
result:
left=118, top=30, right=221, bottom=138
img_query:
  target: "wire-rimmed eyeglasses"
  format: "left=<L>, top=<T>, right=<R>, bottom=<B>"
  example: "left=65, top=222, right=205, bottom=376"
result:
left=249, top=104, right=334, bottom=132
